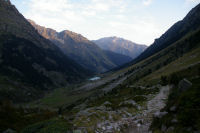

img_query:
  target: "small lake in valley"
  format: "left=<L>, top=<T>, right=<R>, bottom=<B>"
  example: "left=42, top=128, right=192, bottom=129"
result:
left=89, top=76, right=101, bottom=81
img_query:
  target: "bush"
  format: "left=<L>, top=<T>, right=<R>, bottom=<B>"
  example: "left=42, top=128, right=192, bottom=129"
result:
left=169, top=73, right=180, bottom=85
left=160, top=75, right=168, bottom=85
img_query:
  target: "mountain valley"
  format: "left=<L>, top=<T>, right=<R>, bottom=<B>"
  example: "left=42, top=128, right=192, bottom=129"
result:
left=0, top=0, right=200, bottom=133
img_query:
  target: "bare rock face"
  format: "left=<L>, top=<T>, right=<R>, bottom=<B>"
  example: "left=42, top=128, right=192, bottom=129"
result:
left=178, top=78, right=192, bottom=92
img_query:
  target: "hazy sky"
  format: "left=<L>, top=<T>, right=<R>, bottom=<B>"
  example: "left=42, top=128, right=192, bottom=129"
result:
left=11, top=0, right=200, bottom=45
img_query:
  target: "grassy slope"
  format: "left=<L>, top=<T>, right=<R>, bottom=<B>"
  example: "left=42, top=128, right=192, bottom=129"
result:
left=30, top=86, right=97, bottom=108
left=139, top=45, right=200, bottom=85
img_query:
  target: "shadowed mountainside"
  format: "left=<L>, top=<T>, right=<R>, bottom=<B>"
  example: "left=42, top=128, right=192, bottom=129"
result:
left=0, top=0, right=91, bottom=103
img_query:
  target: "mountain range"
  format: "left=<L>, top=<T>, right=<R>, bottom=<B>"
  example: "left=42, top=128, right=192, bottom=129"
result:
left=93, top=37, right=147, bottom=59
left=29, top=20, right=133, bottom=73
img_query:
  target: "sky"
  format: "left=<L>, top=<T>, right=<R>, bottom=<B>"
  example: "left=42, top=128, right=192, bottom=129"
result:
left=10, top=0, right=200, bottom=45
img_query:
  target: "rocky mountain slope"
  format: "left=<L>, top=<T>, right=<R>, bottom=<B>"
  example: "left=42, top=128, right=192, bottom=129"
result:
left=93, top=37, right=147, bottom=59
left=29, top=20, right=132, bottom=73
left=0, top=0, right=90, bottom=103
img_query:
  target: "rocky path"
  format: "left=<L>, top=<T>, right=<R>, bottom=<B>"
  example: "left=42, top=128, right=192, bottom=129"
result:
left=126, top=85, right=171, bottom=133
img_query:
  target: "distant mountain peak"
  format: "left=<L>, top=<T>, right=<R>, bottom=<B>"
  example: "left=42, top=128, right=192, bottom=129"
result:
left=93, top=37, right=147, bottom=59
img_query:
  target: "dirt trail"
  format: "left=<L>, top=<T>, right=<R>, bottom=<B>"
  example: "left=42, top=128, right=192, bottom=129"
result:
left=126, top=85, right=171, bottom=133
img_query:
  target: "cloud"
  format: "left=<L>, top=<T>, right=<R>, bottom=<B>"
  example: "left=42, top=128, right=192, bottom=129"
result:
left=23, top=0, right=129, bottom=30
left=143, top=0, right=153, bottom=6
left=24, top=0, right=85, bottom=31
left=91, top=3, right=110, bottom=11
left=13, top=0, right=169, bottom=45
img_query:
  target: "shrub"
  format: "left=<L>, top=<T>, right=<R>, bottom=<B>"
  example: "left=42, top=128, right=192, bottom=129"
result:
left=160, top=75, right=168, bottom=85
left=169, top=73, right=180, bottom=85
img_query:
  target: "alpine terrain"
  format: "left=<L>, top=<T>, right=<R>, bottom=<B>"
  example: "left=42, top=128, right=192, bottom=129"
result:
left=0, top=1, right=200, bottom=133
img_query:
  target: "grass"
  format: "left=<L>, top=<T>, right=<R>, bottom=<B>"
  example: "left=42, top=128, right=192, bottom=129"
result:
left=21, top=118, right=72, bottom=133
left=28, top=86, right=97, bottom=109
left=140, top=46, right=200, bottom=84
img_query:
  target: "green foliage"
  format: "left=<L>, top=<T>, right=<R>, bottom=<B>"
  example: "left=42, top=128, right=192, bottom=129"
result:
left=169, top=73, right=180, bottom=85
left=198, top=67, right=200, bottom=76
left=161, top=75, right=168, bottom=85
left=21, top=119, right=72, bottom=133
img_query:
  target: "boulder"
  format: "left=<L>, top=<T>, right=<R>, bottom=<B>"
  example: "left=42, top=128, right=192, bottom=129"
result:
left=161, top=125, right=167, bottom=132
left=119, top=100, right=137, bottom=106
left=96, top=105, right=106, bottom=111
left=167, top=127, right=175, bottom=132
left=154, top=111, right=168, bottom=118
left=103, top=101, right=112, bottom=106
left=178, top=78, right=192, bottom=92
left=170, top=106, right=177, bottom=112
left=73, top=130, right=82, bottom=133
left=171, top=118, right=178, bottom=123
